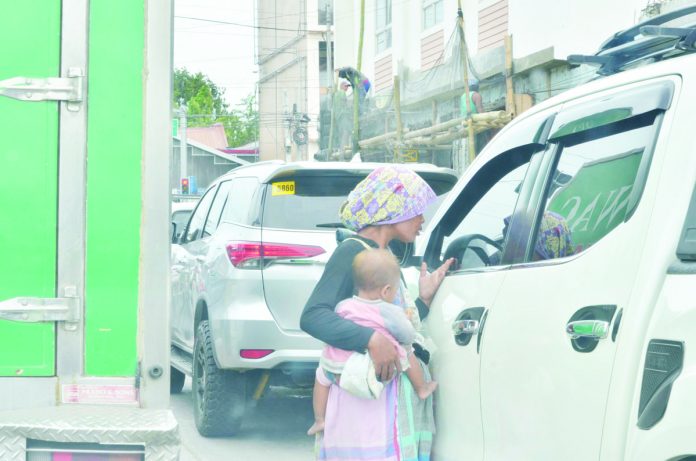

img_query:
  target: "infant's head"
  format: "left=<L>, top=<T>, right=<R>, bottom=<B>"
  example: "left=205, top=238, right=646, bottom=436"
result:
left=352, top=249, right=401, bottom=303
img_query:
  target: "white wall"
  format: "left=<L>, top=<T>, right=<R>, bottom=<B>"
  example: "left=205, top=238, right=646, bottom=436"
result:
left=334, top=0, right=482, bottom=93
left=508, top=0, right=648, bottom=59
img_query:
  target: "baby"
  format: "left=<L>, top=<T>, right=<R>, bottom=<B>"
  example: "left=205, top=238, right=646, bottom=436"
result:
left=308, top=248, right=437, bottom=435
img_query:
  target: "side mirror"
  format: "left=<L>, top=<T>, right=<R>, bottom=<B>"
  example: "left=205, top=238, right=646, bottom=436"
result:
left=171, top=222, right=178, bottom=244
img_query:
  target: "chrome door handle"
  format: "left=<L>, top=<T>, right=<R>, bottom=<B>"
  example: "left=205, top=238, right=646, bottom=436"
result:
left=566, top=320, right=609, bottom=340
left=453, top=319, right=480, bottom=336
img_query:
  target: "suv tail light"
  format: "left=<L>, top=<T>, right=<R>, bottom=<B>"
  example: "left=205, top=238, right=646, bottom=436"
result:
left=225, top=241, right=325, bottom=269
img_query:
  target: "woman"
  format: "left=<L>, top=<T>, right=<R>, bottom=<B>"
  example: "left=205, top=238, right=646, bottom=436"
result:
left=300, top=165, right=454, bottom=461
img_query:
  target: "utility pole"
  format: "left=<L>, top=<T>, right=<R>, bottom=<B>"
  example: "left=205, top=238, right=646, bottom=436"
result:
left=283, top=91, right=292, bottom=162
left=178, top=98, right=188, bottom=191
left=456, top=0, right=476, bottom=164
left=326, top=3, right=338, bottom=155
left=352, top=0, right=365, bottom=154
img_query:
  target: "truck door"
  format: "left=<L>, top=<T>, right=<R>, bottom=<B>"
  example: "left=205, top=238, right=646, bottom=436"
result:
left=479, top=81, right=673, bottom=460
left=422, top=111, right=552, bottom=461
left=0, top=0, right=84, bottom=390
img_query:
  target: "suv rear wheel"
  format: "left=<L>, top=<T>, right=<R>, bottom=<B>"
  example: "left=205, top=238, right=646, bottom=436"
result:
left=193, top=320, right=247, bottom=436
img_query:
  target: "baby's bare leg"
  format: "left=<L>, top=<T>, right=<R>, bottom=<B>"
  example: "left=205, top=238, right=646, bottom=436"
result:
left=308, top=378, right=329, bottom=435
left=405, top=353, right=437, bottom=400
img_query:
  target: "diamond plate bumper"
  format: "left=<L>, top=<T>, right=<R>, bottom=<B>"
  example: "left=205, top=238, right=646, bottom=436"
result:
left=0, top=405, right=180, bottom=460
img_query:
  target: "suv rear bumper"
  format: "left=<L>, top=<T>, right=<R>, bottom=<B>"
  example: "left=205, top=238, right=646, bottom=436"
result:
left=210, top=317, right=322, bottom=370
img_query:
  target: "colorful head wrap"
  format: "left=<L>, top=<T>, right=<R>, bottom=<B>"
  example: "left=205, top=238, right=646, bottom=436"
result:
left=534, top=211, right=575, bottom=260
left=340, top=165, right=436, bottom=232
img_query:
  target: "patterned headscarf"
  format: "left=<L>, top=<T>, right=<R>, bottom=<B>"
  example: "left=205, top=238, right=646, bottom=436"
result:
left=534, top=211, right=575, bottom=260
left=340, top=165, right=436, bottom=232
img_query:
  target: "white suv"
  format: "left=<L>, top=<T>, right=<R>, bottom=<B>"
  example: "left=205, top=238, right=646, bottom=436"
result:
left=419, top=7, right=696, bottom=461
left=169, top=160, right=457, bottom=436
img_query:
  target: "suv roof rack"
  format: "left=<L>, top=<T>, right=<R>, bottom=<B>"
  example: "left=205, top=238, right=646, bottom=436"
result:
left=568, top=4, right=696, bottom=76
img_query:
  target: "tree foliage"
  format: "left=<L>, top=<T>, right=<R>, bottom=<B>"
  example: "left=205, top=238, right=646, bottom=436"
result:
left=173, top=68, right=258, bottom=148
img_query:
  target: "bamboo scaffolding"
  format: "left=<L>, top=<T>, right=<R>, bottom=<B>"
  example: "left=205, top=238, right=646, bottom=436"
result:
left=358, top=111, right=509, bottom=149
left=457, top=0, right=476, bottom=162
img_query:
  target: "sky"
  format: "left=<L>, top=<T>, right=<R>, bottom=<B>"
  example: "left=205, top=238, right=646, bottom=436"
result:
left=174, top=0, right=257, bottom=108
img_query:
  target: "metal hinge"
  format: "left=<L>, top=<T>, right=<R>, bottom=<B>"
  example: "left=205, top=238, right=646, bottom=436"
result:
left=0, top=67, right=84, bottom=111
left=0, top=287, right=81, bottom=324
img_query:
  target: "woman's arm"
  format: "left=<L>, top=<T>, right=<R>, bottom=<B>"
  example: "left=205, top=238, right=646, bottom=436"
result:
left=300, top=241, right=374, bottom=352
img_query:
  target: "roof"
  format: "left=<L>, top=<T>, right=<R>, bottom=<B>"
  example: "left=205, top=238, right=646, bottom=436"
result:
left=220, top=140, right=259, bottom=156
left=173, top=135, right=249, bottom=167
left=186, top=123, right=229, bottom=149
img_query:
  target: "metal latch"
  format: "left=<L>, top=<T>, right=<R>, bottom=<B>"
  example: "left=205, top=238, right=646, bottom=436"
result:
left=0, top=290, right=80, bottom=324
left=0, top=67, right=84, bottom=111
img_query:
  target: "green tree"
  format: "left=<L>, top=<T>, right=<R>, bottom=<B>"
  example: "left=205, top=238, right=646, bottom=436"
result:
left=173, top=68, right=258, bottom=148
left=224, top=94, right=259, bottom=147
left=173, top=68, right=228, bottom=118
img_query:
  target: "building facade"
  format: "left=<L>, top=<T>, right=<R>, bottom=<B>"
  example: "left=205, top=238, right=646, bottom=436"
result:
left=327, top=0, right=667, bottom=169
left=334, top=0, right=652, bottom=100
left=256, top=0, right=334, bottom=162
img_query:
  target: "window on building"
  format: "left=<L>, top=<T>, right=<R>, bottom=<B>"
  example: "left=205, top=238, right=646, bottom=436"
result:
left=423, top=0, right=444, bottom=29
left=376, top=0, right=392, bottom=54
left=318, top=0, right=333, bottom=25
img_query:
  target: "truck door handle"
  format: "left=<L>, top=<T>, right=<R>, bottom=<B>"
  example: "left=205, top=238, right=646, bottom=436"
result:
left=566, top=305, right=617, bottom=353
left=452, top=319, right=479, bottom=335
left=452, top=307, right=486, bottom=348
left=566, top=320, right=609, bottom=340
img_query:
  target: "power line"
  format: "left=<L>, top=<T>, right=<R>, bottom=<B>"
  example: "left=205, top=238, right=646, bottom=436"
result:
left=175, top=15, right=304, bottom=32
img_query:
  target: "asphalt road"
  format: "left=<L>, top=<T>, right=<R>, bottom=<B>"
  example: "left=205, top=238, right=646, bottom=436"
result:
left=172, top=378, right=315, bottom=460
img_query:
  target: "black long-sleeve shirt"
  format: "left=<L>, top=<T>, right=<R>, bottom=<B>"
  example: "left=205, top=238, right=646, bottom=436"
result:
left=300, top=236, right=430, bottom=352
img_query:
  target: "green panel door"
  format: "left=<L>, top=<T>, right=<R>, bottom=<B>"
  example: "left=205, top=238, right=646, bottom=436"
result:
left=0, top=0, right=61, bottom=376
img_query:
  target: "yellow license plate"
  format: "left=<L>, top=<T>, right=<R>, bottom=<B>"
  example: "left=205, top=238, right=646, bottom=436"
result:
left=271, top=181, right=296, bottom=196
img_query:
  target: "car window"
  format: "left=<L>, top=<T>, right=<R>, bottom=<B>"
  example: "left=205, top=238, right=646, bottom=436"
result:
left=203, top=180, right=233, bottom=237
left=220, top=177, right=261, bottom=225
left=262, top=174, right=364, bottom=230
left=172, top=209, right=193, bottom=241
left=262, top=172, right=454, bottom=231
left=183, top=186, right=217, bottom=243
left=531, top=112, right=660, bottom=261
left=439, top=153, right=538, bottom=271
left=424, top=111, right=554, bottom=271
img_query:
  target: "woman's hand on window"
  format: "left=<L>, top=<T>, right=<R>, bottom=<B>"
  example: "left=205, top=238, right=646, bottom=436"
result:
left=418, top=258, right=454, bottom=307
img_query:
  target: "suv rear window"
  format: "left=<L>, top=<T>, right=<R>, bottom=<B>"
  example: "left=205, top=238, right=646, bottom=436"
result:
left=261, top=171, right=455, bottom=231
left=261, top=174, right=363, bottom=230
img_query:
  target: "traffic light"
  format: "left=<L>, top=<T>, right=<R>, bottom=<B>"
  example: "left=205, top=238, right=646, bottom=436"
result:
left=181, top=177, right=189, bottom=194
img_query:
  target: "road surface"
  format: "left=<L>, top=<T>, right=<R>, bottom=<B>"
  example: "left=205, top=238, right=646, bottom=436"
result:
left=172, top=378, right=315, bottom=460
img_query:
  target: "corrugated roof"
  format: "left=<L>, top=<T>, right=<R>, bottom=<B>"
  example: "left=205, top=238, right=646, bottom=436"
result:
left=173, top=135, right=249, bottom=166
left=186, top=123, right=228, bottom=149
left=220, top=140, right=259, bottom=155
